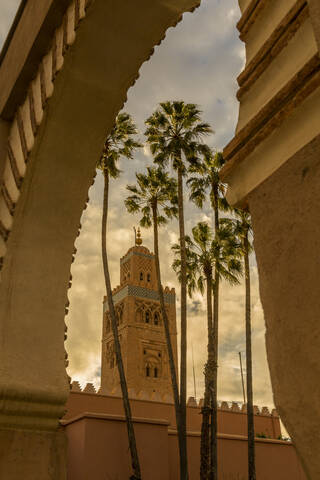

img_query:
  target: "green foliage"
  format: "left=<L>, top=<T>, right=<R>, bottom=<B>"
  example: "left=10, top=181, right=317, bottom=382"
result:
left=221, top=208, right=253, bottom=256
left=188, top=150, right=229, bottom=212
left=144, top=101, right=212, bottom=174
left=97, top=112, right=142, bottom=178
left=172, top=220, right=243, bottom=297
left=125, top=166, right=178, bottom=228
left=255, top=432, right=268, bottom=438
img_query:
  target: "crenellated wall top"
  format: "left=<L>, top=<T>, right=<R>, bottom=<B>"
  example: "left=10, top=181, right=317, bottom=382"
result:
left=70, top=381, right=279, bottom=418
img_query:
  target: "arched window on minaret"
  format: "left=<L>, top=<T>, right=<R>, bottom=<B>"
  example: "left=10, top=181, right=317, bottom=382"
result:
left=147, top=273, right=151, bottom=282
left=145, top=311, right=150, bottom=324
left=116, top=306, right=123, bottom=324
left=140, top=272, right=144, bottom=281
left=144, top=356, right=161, bottom=379
left=154, top=312, right=160, bottom=326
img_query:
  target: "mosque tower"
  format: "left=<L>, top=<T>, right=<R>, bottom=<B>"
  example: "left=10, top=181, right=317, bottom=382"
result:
left=100, top=228, right=178, bottom=398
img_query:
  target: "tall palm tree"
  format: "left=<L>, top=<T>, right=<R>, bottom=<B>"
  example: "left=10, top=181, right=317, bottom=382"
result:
left=173, top=222, right=214, bottom=480
left=227, top=210, right=255, bottom=480
left=145, top=101, right=212, bottom=480
left=124, top=166, right=182, bottom=452
left=97, top=112, right=142, bottom=480
left=188, top=151, right=229, bottom=479
left=172, top=221, right=242, bottom=480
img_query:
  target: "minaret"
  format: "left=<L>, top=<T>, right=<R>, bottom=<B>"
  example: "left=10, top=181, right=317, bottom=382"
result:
left=100, top=229, right=178, bottom=398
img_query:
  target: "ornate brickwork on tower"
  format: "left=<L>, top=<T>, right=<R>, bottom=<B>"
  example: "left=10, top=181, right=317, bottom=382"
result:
left=101, top=230, right=177, bottom=398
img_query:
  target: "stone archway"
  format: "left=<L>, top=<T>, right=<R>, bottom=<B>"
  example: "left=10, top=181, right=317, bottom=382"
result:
left=1, top=0, right=320, bottom=479
left=0, top=1, right=200, bottom=477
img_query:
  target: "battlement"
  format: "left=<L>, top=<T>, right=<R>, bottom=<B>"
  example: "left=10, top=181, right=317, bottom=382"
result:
left=111, top=284, right=124, bottom=296
left=71, top=381, right=279, bottom=418
left=164, top=286, right=176, bottom=295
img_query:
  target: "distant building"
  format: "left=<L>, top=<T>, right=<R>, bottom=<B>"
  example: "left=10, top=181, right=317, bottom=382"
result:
left=100, top=228, right=177, bottom=398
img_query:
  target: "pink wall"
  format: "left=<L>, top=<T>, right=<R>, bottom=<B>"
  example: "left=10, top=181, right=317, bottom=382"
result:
left=168, top=431, right=306, bottom=480
left=64, top=391, right=281, bottom=439
left=63, top=413, right=306, bottom=480
left=62, top=392, right=306, bottom=479
left=64, top=414, right=170, bottom=480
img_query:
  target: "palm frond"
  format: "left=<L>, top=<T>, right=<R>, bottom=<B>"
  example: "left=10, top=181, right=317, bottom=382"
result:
left=97, top=112, right=141, bottom=178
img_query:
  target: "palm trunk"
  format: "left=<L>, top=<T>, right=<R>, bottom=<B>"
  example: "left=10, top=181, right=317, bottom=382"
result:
left=244, top=230, right=256, bottom=480
left=210, top=187, right=219, bottom=480
left=200, top=270, right=214, bottom=480
left=102, top=171, right=141, bottom=480
left=210, top=273, right=219, bottom=480
left=177, top=166, right=189, bottom=480
left=152, top=202, right=182, bottom=473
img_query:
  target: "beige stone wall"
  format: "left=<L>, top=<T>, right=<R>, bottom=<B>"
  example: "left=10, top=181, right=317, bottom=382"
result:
left=222, top=0, right=320, bottom=207
left=248, top=135, right=320, bottom=479
left=309, top=0, right=320, bottom=50
left=221, top=2, right=320, bottom=478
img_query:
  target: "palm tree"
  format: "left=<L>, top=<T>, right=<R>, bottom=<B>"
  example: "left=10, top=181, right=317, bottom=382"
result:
left=173, top=222, right=214, bottom=480
left=188, top=151, right=228, bottom=216
left=97, top=112, right=142, bottom=480
left=124, top=166, right=182, bottom=453
left=188, top=151, right=229, bottom=479
left=172, top=221, right=242, bottom=480
left=145, top=101, right=212, bottom=480
left=228, top=210, right=255, bottom=480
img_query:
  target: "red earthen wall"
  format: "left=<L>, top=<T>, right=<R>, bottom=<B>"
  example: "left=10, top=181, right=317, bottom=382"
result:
left=62, top=391, right=306, bottom=479
left=64, top=391, right=281, bottom=438
left=63, top=413, right=306, bottom=480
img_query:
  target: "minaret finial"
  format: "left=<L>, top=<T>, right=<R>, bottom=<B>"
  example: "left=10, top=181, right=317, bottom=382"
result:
left=136, top=227, right=142, bottom=246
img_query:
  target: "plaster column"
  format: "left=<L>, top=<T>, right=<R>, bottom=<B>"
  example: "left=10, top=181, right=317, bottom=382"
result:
left=0, top=119, right=9, bottom=184
left=308, top=0, right=320, bottom=49
left=221, top=1, right=320, bottom=478
left=248, top=135, right=320, bottom=479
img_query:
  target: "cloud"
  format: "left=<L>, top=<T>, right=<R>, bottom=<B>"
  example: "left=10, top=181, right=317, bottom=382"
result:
left=143, top=144, right=152, bottom=158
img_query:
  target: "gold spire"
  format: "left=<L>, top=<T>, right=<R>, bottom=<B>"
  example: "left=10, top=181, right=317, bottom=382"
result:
left=136, top=227, right=142, bottom=246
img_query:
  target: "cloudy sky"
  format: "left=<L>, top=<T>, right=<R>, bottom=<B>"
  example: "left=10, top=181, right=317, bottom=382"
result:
left=1, top=1, right=274, bottom=409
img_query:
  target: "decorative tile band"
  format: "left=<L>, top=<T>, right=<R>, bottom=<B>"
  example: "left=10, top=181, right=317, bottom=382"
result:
left=104, top=285, right=175, bottom=311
